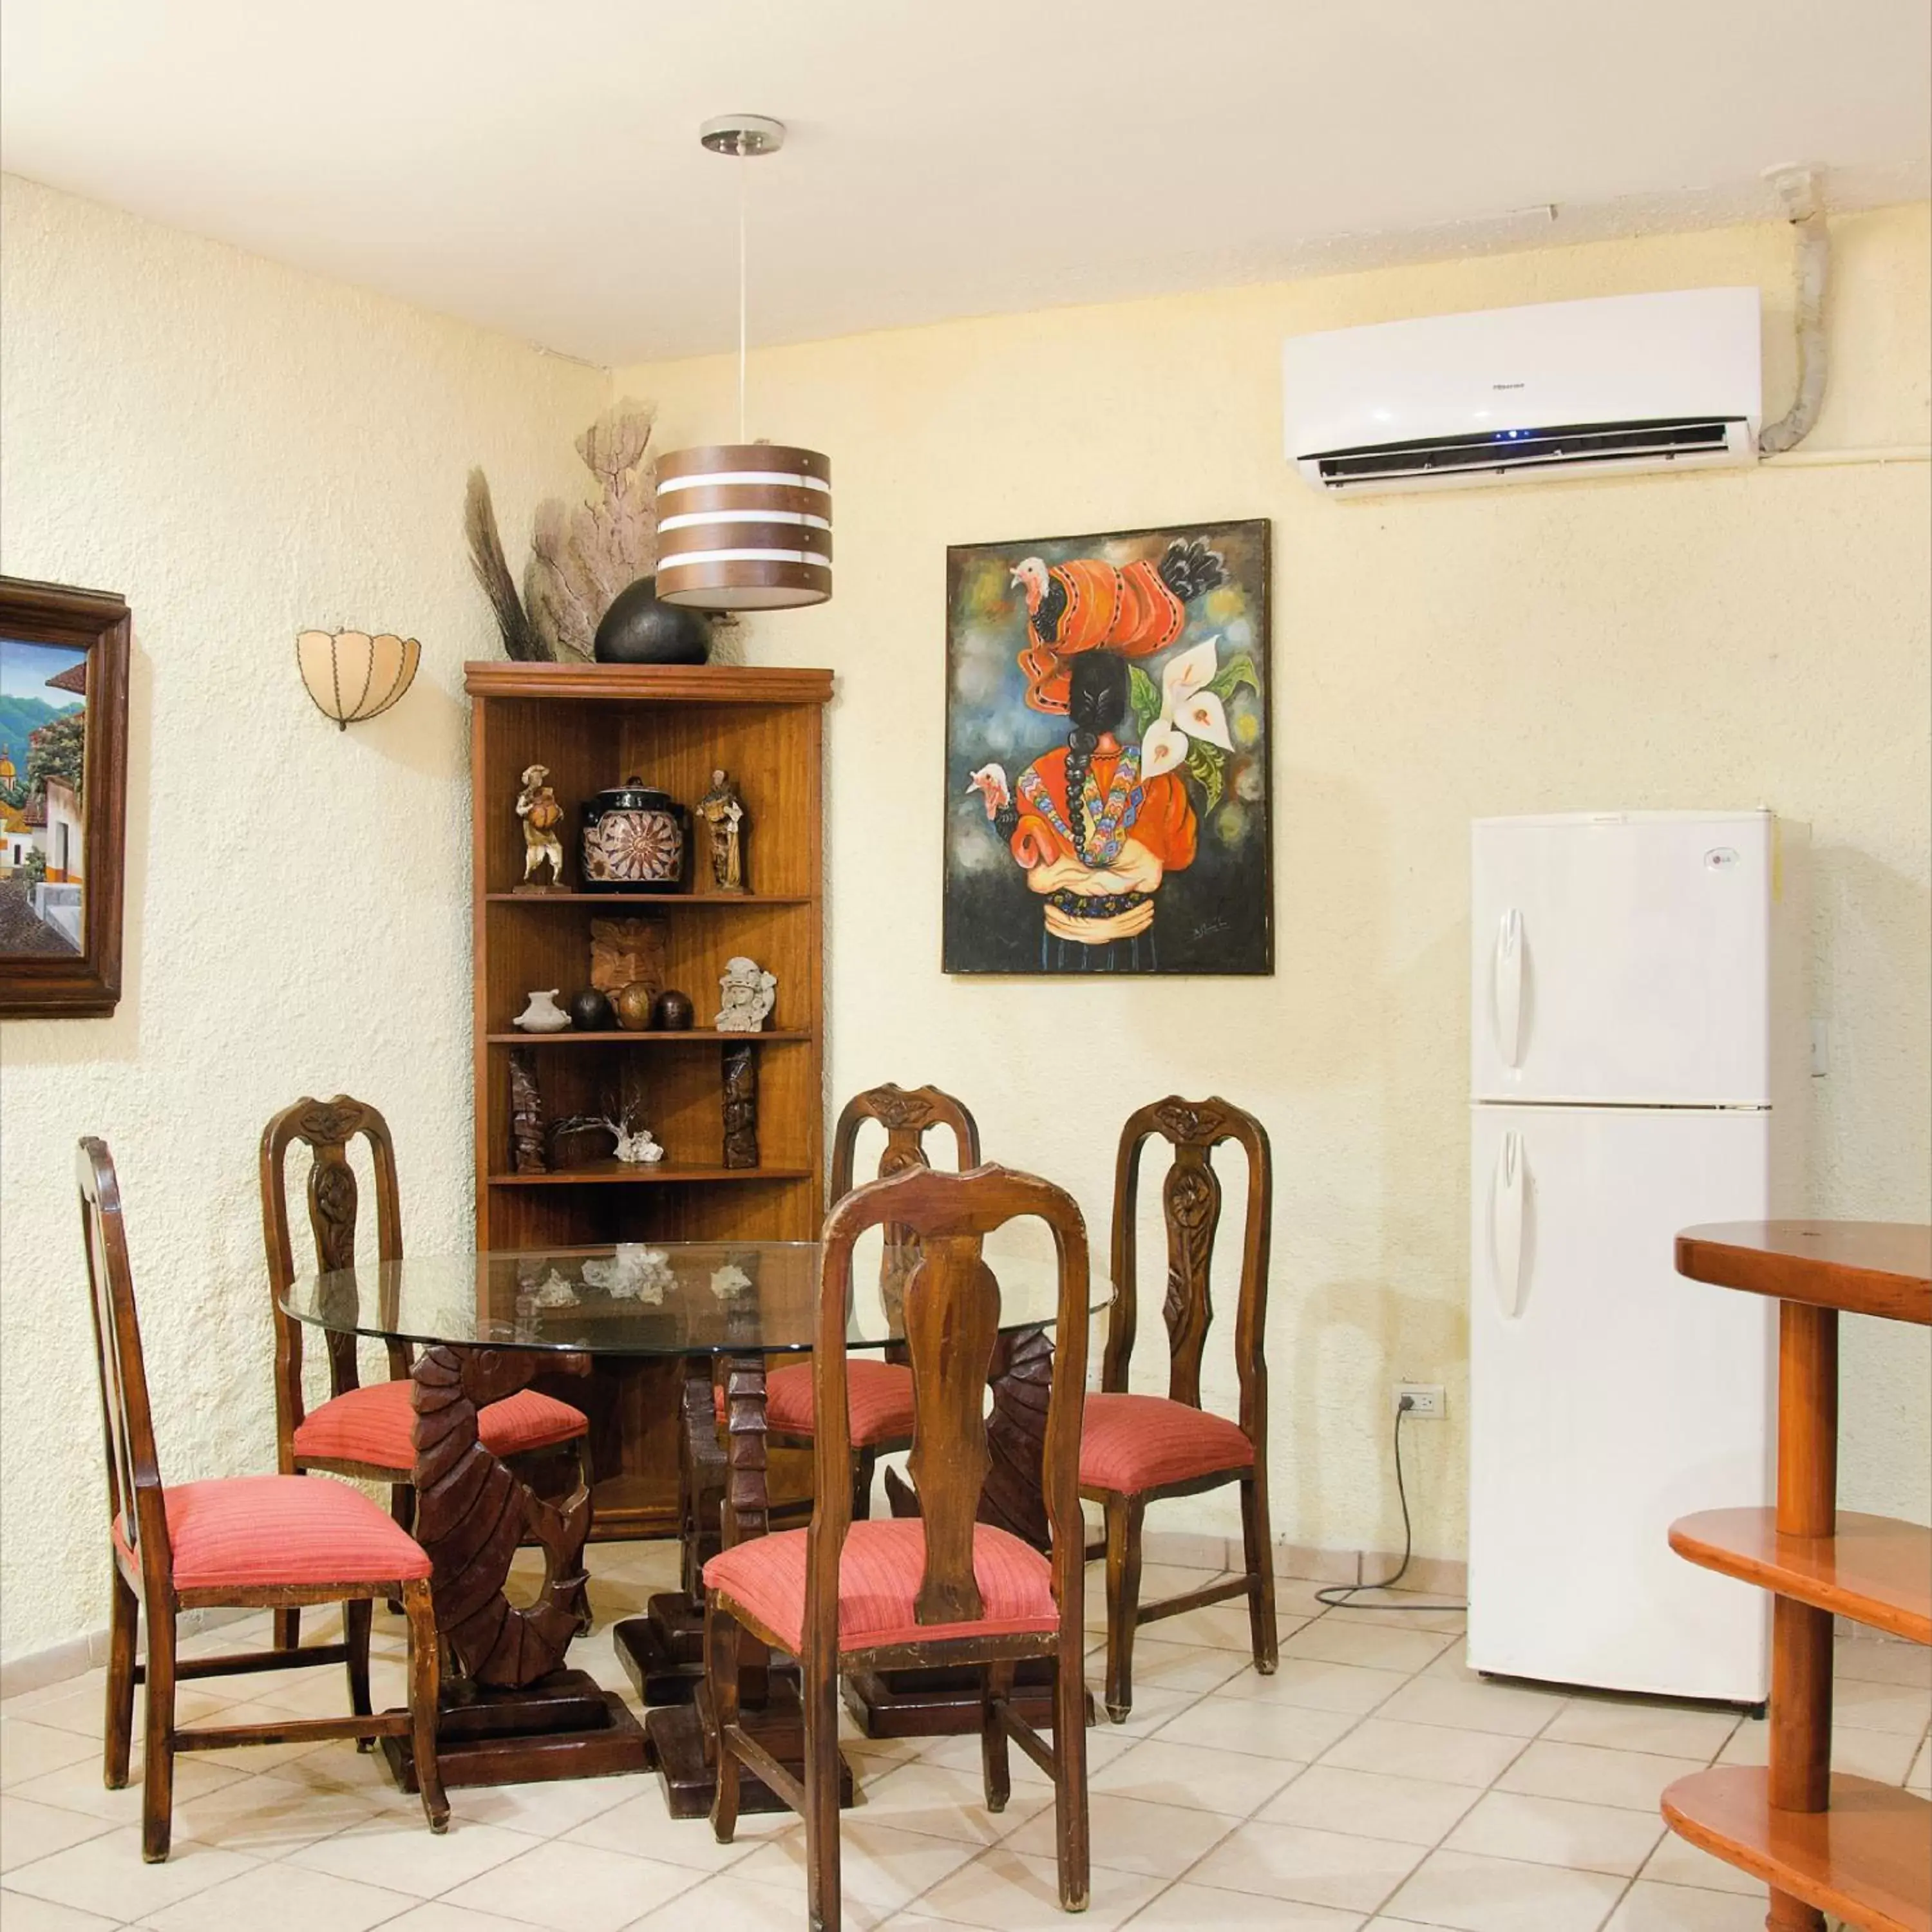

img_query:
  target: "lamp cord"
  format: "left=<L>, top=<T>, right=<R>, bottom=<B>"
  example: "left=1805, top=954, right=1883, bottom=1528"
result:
left=1315, top=1396, right=1468, bottom=1612
left=737, top=147, right=748, bottom=442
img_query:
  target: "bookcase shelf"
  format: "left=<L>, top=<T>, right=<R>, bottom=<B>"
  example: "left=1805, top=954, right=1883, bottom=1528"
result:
left=468, top=661, right=831, bottom=1539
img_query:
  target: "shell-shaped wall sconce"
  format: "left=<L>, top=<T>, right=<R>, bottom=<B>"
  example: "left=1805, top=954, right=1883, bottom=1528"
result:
left=296, top=630, right=421, bottom=730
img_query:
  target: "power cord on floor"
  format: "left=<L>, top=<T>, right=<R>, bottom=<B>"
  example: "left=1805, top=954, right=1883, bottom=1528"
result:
left=1315, top=1394, right=1468, bottom=1613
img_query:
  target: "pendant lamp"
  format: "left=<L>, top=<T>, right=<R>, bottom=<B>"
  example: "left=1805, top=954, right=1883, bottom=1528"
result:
left=654, top=115, right=831, bottom=611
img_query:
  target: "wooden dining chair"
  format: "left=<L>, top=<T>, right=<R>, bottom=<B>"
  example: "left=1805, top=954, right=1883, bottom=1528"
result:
left=761, top=1083, right=981, bottom=1518
left=260, top=1094, right=590, bottom=1646
left=1083, top=1096, right=1276, bottom=1721
left=80, top=1138, right=448, bottom=1862
left=704, top=1162, right=1091, bottom=1932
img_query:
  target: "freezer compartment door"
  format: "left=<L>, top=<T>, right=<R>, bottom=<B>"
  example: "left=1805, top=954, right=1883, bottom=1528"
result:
left=1472, top=813, right=1774, bottom=1104
left=1468, top=1103, right=1774, bottom=1701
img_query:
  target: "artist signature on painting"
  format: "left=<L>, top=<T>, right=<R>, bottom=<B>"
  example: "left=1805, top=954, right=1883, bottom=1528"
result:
left=1192, top=917, right=1232, bottom=943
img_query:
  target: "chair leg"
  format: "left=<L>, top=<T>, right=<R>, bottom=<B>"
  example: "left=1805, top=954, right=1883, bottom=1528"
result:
left=1238, top=1472, right=1278, bottom=1676
left=386, top=1484, right=415, bottom=1617
left=1053, top=1643, right=1091, bottom=1911
left=139, top=1602, right=176, bottom=1862
left=272, top=1605, right=301, bottom=1651
left=980, top=1660, right=1014, bottom=1813
left=851, top=1448, right=877, bottom=1523
left=402, top=1578, right=448, bottom=1833
left=803, top=1649, right=842, bottom=1932
left=103, top=1567, right=138, bottom=1790
left=705, top=1600, right=742, bottom=1844
left=1103, top=1495, right=1144, bottom=1723
left=345, top=1596, right=374, bottom=1748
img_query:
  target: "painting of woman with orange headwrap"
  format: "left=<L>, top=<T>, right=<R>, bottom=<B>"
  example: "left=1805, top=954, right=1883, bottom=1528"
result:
left=944, top=518, right=1271, bottom=975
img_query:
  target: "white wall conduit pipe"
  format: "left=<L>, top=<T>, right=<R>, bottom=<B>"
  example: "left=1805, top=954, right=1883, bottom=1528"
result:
left=1757, top=164, right=1830, bottom=458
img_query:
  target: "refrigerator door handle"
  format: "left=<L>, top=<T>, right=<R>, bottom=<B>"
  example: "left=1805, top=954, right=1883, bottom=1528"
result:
left=1494, top=909, right=1525, bottom=1068
left=1493, top=1130, right=1527, bottom=1318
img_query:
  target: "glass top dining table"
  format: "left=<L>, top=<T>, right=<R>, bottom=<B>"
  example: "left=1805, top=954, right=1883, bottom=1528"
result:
left=280, top=1239, right=1107, bottom=1356
left=276, top=1238, right=1105, bottom=1803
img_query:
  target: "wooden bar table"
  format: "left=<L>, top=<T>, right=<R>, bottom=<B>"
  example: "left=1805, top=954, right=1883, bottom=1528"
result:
left=1663, top=1221, right=1931, bottom=1932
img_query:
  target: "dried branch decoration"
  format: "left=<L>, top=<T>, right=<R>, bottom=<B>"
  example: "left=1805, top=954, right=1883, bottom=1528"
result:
left=526, top=401, right=658, bottom=664
left=461, top=399, right=658, bottom=663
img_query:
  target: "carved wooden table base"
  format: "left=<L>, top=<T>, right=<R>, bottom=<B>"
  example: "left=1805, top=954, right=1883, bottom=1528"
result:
left=383, top=1344, right=646, bottom=1791
left=622, top=1352, right=855, bottom=1819
left=618, top=1323, right=1084, bottom=1791
left=854, top=1323, right=1075, bottom=1738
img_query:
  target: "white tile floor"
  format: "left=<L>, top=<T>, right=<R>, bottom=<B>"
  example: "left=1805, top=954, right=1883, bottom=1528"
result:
left=3, top=1540, right=1927, bottom=1932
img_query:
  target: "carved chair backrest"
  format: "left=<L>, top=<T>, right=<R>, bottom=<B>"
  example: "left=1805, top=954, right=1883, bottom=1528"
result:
left=1107, top=1096, right=1273, bottom=1434
left=260, top=1095, right=406, bottom=1443
left=810, top=1162, right=1088, bottom=1634
left=829, top=1084, right=981, bottom=1335
left=77, top=1139, right=172, bottom=1589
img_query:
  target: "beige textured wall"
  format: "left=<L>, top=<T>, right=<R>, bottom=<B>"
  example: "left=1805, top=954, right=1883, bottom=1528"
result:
left=2, top=178, right=1924, bottom=1663
left=0, top=174, right=607, bottom=1663
left=616, top=206, right=1931, bottom=1567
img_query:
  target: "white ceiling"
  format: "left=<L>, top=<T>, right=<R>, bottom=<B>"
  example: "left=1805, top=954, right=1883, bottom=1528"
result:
left=3, top=0, right=1927, bottom=366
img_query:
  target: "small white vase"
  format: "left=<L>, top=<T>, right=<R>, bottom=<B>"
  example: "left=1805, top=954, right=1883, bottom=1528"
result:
left=513, top=989, right=571, bottom=1033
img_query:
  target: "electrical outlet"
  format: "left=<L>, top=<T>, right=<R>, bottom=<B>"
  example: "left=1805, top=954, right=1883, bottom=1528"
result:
left=1394, top=1383, right=1445, bottom=1418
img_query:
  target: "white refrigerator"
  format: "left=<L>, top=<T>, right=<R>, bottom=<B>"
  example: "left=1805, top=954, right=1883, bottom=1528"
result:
left=1466, top=810, right=1806, bottom=1703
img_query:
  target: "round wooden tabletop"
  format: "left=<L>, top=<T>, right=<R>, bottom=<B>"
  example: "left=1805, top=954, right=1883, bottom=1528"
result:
left=1675, top=1220, right=1932, bottom=1325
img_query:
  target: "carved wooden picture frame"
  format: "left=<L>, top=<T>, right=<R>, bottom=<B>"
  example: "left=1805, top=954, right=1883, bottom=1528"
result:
left=0, top=576, right=130, bottom=1018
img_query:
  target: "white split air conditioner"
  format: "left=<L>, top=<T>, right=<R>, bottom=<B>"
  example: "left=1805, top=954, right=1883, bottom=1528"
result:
left=1283, top=288, right=1762, bottom=494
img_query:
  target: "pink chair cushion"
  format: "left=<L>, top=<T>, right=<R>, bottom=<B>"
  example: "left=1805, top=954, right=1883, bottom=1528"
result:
left=1079, top=1392, right=1255, bottom=1494
left=115, top=1475, right=431, bottom=1591
left=713, top=1359, right=917, bottom=1449
left=292, top=1378, right=586, bottom=1470
left=705, top=1517, right=1057, bottom=1655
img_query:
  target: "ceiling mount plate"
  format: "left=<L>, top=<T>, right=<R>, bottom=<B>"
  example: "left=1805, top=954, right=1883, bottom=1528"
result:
left=699, top=115, right=786, bottom=159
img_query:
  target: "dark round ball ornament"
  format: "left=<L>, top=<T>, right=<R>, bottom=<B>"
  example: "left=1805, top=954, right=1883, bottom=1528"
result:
left=594, top=576, right=713, bottom=665
left=567, top=987, right=614, bottom=1032
left=651, top=989, right=695, bottom=1031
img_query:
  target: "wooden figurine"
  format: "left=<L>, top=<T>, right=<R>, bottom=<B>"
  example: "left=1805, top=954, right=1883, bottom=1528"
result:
left=715, top=956, right=775, bottom=1032
left=515, top=764, right=565, bottom=889
left=696, top=768, right=748, bottom=893
left=509, top=1050, right=547, bottom=1174
left=721, top=1042, right=759, bottom=1169
left=589, top=916, right=668, bottom=1001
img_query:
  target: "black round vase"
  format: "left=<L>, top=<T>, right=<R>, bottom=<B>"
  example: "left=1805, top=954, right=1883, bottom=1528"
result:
left=594, top=576, right=712, bottom=665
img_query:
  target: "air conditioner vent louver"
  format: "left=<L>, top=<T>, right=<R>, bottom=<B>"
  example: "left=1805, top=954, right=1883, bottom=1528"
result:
left=1314, top=417, right=1740, bottom=489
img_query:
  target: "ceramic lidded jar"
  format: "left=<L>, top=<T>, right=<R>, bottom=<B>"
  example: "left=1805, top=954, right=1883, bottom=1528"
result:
left=580, top=775, right=687, bottom=893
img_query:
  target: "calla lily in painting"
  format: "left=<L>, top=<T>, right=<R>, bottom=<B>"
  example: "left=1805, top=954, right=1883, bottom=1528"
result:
left=1141, top=717, right=1189, bottom=778
left=1141, top=635, right=1233, bottom=777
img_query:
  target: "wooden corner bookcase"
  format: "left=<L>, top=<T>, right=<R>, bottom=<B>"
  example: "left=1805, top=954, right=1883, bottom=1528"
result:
left=466, top=661, right=832, bottom=1539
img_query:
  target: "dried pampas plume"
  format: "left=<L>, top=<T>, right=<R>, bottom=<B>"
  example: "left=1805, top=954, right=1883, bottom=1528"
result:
left=462, top=399, right=661, bottom=663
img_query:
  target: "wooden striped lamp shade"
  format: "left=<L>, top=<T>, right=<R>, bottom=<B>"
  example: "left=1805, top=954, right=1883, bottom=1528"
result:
left=653, top=443, right=831, bottom=609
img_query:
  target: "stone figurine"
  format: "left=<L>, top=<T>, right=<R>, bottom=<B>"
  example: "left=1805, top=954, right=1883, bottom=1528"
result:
left=721, top=1040, right=759, bottom=1170
left=715, top=956, right=776, bottom=1033
left=696, top=768, right=748, bottom=893
left=516, top=764, right=566, bottom=888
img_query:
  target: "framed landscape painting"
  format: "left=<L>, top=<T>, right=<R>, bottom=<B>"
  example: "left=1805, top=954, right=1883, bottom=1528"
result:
left=943, top=518, right=1271, bottom=975
left=0, top=576, right=129, bottom=1018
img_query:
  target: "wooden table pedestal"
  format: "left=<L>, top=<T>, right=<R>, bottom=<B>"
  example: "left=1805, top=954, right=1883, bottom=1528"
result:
left=384, top=1344, right=647, bottom=1790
